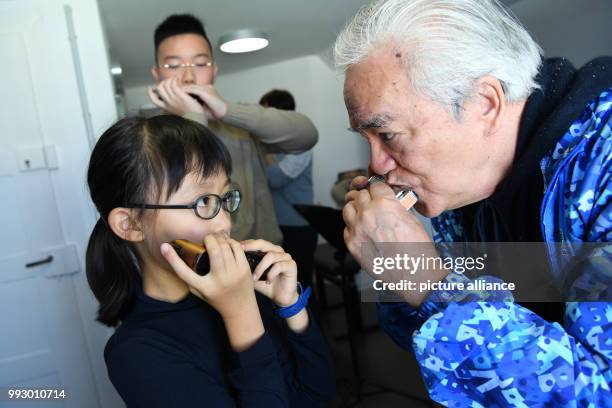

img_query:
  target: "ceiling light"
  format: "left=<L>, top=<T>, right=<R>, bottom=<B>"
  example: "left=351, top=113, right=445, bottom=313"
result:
left=110, top=66, right=122, bottom=75
left=219, top=29, right=269, bottom=54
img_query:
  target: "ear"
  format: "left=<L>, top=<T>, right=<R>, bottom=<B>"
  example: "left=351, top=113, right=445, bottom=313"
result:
left=474, top=75, right=505, bottom=132
left=107, top=208, right=145, bottom=242
left=151, top=64, right=161, bottom=83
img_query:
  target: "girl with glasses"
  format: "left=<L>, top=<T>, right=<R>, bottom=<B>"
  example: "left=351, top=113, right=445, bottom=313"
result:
left=86, top=115, right=335, bottom=407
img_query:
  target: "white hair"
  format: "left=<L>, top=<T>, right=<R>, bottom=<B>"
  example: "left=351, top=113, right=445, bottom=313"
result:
left=334, top=0, right=543, bottom=117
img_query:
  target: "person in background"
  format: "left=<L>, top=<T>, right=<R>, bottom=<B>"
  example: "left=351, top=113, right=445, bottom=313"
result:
left=148, top=14, right=318, bottom=244
left=86, top=115, right=335, bottom=407
left=335, top=0, right=611, bottom=405
left=261, top=90, right=318, bottom=291
left=330, top=169, right=367, bottom=208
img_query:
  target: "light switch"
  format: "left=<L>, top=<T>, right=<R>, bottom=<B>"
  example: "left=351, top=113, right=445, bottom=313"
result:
left=16, top=146, right=46, bottom=172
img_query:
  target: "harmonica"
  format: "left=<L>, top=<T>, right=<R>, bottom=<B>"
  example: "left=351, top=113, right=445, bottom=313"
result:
left=153, top=88, right=205, bottom=105
left=367, top=175, right=418, bottom=210
left=170, top=239, right=269, bottom=279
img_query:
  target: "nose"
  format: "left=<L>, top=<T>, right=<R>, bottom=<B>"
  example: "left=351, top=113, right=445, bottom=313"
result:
left=369, top=137, right=398, bottom=176
left=180, top=66, right=196, bottom=85
left=207, top=209, right=232, bottom=236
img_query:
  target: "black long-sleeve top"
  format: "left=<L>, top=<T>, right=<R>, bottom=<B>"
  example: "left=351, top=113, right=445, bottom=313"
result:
left=104, top=287, right=336, bottom=407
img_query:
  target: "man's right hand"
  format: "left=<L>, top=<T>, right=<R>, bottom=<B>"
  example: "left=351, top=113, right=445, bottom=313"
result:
left=147, top=77, right=205, bottom=116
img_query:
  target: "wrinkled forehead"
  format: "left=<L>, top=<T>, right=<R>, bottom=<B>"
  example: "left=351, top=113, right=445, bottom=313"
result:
left=344, top=50, right=407, bottom=103
left=343, top=66, right=407, bottom=127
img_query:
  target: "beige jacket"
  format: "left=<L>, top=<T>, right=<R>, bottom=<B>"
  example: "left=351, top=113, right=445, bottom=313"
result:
left=184, top=103, right=318, bottom=244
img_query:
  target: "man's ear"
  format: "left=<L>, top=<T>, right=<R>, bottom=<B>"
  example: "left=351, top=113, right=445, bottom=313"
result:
left=151, top=64, right=161, bottom=83
left=476, top=75, right=506, bottom=131
left=107, top=208, right=145, bottom=242
left=475, top=75, right=505, bottom=132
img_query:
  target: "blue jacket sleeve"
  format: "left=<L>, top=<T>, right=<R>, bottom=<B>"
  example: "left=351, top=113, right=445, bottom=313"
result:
left=412, top=301, right=611, bottom=407
left=377, top=261, right=611, bottom=406
left=376, top=272, right=513, bottom=352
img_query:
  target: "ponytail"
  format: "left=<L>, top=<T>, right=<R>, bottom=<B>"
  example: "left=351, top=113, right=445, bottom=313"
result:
left=86, top=218, right=141, bottom=327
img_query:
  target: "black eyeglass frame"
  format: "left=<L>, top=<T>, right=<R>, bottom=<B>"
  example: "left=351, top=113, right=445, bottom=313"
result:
left=128, top=189, right=241, bottom=220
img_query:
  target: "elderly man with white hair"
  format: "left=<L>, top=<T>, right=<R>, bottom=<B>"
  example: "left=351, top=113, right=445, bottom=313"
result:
left=335, top=0, right=611, bottom=406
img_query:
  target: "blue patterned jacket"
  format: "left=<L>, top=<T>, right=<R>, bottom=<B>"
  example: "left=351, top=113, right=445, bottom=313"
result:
left=377, top=84, right=612, bottom=407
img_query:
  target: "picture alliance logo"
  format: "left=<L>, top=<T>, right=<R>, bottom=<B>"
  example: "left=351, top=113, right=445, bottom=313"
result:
left=371, top=253, right=488, bottom=275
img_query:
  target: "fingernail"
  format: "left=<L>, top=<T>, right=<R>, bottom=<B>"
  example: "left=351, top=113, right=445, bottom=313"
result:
left=160, top=243, right=169, bottom=255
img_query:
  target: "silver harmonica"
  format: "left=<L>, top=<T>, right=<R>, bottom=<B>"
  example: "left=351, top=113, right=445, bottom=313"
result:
left=367, top=175, right=418, bottom=210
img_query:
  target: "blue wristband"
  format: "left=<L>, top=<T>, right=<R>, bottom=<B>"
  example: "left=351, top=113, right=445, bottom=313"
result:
left=275, top=283, right=312, bottom=318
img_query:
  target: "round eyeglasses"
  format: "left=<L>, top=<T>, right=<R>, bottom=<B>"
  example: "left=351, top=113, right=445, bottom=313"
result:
left=128, top=190, right=241, bottom=220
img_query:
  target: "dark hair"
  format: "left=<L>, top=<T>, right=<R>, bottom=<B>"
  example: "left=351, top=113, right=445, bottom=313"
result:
left=259, top=89, right=296, bottom=111
left=86, top=115, right=231, bottom=326
left=154, top=14, right=213, bottom=62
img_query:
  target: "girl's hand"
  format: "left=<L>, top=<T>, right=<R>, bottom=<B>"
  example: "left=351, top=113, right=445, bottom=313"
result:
left=161, top=234, right=257, bottom=320
left=241, top=239, right=299, bottom=307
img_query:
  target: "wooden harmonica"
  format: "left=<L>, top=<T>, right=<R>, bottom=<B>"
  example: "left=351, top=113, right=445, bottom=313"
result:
left=170, top=239, right=269, bottom=279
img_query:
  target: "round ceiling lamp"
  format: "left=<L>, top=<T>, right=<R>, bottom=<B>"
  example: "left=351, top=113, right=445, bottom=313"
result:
left=219, top=29, right=269, bottom=53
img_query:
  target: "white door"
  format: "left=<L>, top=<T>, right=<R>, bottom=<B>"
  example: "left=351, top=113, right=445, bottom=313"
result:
left=0, top=6, right=100, bottom=408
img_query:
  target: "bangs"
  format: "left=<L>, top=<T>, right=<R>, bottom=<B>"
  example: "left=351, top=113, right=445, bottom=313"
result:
left=141, top=115, right=232, bottom=202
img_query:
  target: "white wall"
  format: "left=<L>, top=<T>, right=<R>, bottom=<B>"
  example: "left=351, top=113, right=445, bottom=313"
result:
left=125, top=54, right=370, bottom=208
left=510, top=0, right=612, bottom=67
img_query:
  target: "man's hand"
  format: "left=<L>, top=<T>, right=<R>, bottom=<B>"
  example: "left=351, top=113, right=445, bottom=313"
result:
left=182, top=84, right=228, bottom=119
left=343, top=178, right=432, bottom=261
left=148, top=77, right=204, bottom=116
left=343, top=176, right=448, bottom=306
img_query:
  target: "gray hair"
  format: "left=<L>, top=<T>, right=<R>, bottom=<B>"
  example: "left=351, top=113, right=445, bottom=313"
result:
left=334, top=0, right=543, bottom=117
